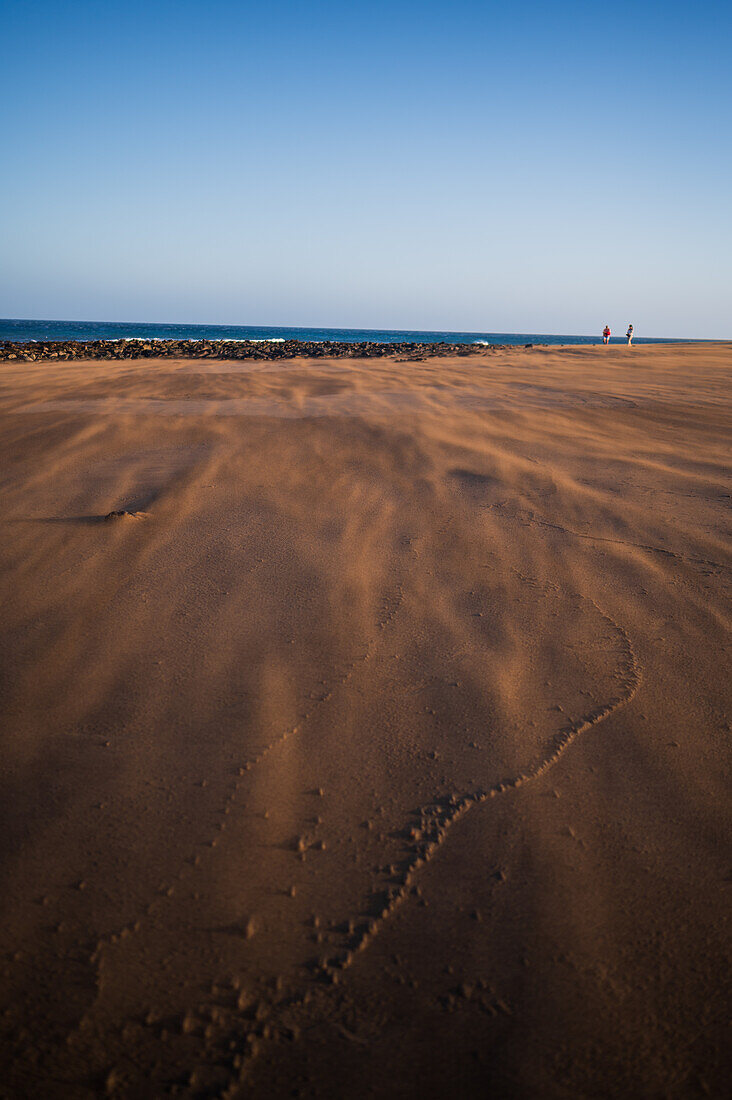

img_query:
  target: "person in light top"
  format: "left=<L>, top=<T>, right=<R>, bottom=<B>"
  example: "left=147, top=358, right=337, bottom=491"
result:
left=626, top=324, right=634, bottom=346
left=603, top=325, right=611, bottom=344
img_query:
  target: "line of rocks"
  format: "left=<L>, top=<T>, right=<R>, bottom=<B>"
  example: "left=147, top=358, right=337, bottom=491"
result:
left=0, top=339, right=531, bottom=363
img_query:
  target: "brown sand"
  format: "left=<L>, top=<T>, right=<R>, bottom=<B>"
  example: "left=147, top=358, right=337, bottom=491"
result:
left=0, top=343, right=730, bottom=1099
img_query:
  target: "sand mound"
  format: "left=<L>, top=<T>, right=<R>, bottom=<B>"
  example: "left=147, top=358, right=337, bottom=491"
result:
left=103, top=509, right=150, bottom=521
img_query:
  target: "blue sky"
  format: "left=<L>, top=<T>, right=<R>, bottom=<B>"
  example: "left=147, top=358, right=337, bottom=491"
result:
left=1, top=0, right=730, bottom=336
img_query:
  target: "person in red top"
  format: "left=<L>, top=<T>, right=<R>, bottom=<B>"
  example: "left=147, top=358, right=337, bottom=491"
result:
left=602, top=325, right=611, bottom=344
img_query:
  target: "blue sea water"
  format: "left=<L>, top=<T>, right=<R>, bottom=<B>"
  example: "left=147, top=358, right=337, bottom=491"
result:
left=0, top=318, right=681, bottom=346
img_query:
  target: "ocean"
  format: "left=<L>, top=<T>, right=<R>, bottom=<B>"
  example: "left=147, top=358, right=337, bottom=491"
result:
left=0, top=319, right=678, bottom=346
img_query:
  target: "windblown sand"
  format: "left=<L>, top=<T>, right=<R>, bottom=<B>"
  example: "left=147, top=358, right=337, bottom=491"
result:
left=0, top=344, right=729, bottom=1099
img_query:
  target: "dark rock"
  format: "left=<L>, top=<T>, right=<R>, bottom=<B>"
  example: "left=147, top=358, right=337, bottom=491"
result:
left=0, top=338, right=496, bottom=363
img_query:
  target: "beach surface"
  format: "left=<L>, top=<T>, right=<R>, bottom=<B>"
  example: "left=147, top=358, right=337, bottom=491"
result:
left=0, top=343, right=730, bottom=1098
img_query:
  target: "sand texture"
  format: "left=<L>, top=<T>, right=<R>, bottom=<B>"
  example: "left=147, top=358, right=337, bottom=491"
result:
left=0, top=344, right=730, bottom=1098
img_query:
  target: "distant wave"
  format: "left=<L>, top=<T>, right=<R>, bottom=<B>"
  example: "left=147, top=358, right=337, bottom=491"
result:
left=178, top=337, right=287, bottom=344
left=102, top=336, right=289, bottom=344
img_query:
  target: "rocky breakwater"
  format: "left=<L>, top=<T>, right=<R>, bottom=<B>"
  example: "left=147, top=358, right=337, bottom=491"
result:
left=0, top=339, right=516, bottom=363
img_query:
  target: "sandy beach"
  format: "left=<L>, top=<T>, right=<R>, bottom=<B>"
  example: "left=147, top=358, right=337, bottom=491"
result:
left=0, top=342, right=729, bottom=1098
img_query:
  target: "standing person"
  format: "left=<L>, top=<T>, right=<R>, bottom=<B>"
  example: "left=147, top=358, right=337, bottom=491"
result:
left=603, top=324, right=611, bottom=344
left=626, top=324, right=634, bottom=345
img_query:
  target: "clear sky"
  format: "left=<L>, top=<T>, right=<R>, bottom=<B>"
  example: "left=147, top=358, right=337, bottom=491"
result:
left=1, top=0, right=730, bottom=337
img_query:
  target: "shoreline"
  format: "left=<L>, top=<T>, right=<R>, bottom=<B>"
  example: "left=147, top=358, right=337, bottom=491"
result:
left=3, top=338, right=718, bottom=364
